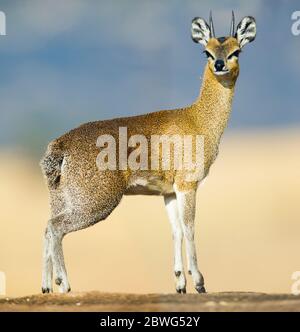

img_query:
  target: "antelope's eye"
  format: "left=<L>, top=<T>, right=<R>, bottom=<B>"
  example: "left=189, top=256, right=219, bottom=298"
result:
left=227, top=50, right=240, bottom=60
left=204, top=50, right=215, bottom=60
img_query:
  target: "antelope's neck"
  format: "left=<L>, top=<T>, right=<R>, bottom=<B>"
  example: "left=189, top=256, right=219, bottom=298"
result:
left=191, top=64, right=237, bottom=143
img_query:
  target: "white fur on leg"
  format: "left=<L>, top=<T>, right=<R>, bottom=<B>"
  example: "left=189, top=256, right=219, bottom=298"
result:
left=175, top=188, right=205, bottom=292
left=48, top=224, right=70, bottom=293
left=164, top=194, right=186, bottom=292
left=42, top=230, right=53, bottom=292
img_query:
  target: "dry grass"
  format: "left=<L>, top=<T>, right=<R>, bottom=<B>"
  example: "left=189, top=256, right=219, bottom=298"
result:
left=0, top=128, right=299, bottom=298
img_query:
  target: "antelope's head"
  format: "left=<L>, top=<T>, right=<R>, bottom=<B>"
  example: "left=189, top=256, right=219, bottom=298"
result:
left=191, top=12, right=256, bottom=81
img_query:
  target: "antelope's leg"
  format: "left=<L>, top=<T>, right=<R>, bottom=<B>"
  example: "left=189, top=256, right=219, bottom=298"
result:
left=42, top=226, right=53, bottom=293
left=164, top=194, right=186, bottom=294
left=175, top=188, right=205, bottom=293
left=44, top=215, right=71, bottom=293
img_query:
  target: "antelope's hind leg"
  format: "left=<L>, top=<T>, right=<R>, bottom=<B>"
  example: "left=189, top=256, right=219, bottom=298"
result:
left=42, top=189, right=124, bottom=294
left=42, top=212, right=77, bottom=294
left=42, top=225, right=53, bottom=293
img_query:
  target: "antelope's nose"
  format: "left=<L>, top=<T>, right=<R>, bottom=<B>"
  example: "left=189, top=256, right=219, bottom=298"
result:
left=215, top=60, right=225, bottom=72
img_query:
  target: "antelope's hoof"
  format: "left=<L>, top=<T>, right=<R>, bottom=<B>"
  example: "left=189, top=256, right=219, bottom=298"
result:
left=42, top=287, right=52, bottom=294
left=195, top=285, right=206, bottom=294
left=59, top=285, right=71, bottom=293
left=176, top=287, right=186, bottom=294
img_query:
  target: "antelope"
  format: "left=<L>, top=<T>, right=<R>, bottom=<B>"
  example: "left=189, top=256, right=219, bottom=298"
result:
left=40, top=12, right=256, bottom=294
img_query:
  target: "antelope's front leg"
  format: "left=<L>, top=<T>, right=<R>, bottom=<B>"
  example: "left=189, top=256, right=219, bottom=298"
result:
left=175, top=187, right=206, bottom=293
left=164, top=194, right=186, bottom=294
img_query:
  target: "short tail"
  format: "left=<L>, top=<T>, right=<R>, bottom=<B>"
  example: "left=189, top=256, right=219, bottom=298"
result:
left=40, top=140, right=64, bottom=190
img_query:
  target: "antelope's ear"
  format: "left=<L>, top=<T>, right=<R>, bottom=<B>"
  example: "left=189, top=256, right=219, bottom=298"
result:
left=235, top=16, right=256, bottom=48
left=191, top=17, right=211, bottom=46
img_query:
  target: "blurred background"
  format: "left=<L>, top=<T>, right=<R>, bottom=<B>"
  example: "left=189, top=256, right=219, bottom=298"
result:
left=0, top=0, right=299, bottom=297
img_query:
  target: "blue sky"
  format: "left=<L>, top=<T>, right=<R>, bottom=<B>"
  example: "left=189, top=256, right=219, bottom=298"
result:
left=0, top=0, right=299, bottom=153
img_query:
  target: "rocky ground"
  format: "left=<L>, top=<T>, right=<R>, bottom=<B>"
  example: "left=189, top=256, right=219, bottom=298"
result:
left=0, top=292, right=300, bottom=312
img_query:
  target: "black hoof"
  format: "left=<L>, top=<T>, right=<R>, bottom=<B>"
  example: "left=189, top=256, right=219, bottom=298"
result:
left=176, top=287, right=186, bottom=294
left=42, top=287, right=51, bottom=294
left=67, top=286, right=71, bottom=293
left=195, top=285, right=206, bottom=294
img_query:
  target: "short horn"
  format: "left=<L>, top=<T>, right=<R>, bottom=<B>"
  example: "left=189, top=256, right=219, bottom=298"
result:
left=230, top=10, right=235, bottom=36
left=209, top=10, right=215, bottom=38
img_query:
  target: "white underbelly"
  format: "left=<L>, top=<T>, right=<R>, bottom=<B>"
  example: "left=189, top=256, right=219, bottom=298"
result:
left=125, top=177, right=174, bottom=196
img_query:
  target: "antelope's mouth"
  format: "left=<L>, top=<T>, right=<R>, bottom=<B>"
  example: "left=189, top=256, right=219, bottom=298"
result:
left=214, top=69, right=230, bottom=76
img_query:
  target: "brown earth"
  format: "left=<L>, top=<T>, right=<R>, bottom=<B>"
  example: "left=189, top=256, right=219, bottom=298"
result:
left=0, top=292, right=300, bottom=312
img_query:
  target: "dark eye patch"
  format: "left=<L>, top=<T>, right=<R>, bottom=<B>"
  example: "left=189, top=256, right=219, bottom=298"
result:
left=227, top=50, right=240, bottom=59
left=204, top=50, right=215, bottom=60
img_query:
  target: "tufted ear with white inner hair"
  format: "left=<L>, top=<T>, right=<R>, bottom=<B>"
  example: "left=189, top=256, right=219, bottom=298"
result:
left=191, top=17, right=211, bottom=46
left=235, top=16, right=256, bottom=48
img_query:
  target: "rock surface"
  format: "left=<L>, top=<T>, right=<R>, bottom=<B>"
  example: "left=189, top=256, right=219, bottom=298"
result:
left=0, top=292, right=300, bottom=312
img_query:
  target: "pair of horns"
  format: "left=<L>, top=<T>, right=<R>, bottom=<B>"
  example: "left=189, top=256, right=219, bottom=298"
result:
left=209, top=10, right=235, bottom=37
